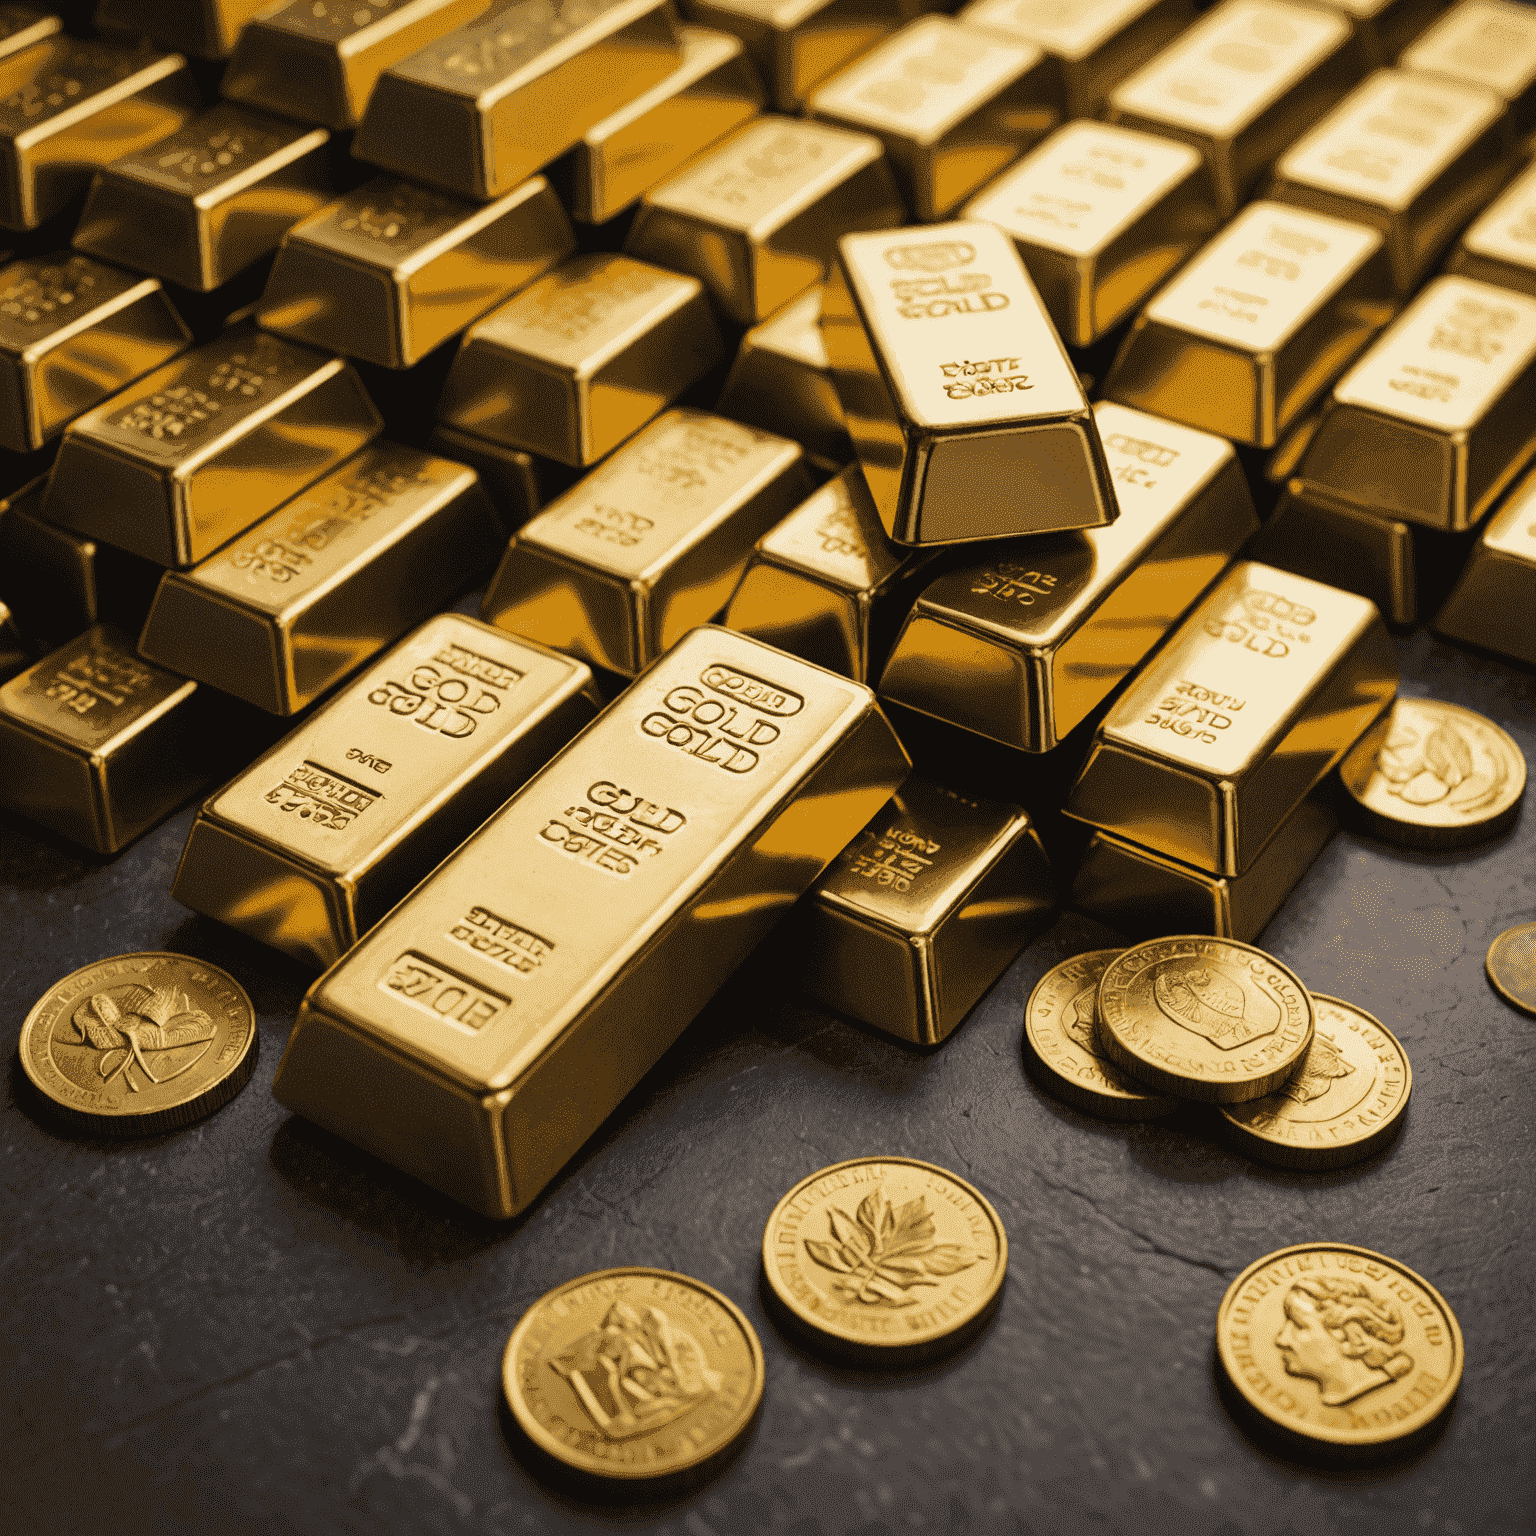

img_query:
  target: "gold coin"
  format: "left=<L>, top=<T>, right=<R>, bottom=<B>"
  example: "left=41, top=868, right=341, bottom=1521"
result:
left=1219, top=996, right=1411, bottom=1169
left=19, top=952, right=257, bottom=1135
left=1023, top=950, right=1180, bottom=1120
left=1486, top=922, right=1536, bottom=1017
left=502, top=1268, right=763, bottom=1481
left=1216, top=1243, right=1463, bottom=1451
left=1339, top=697, right=1526, bottom=848
left=1095, top=936, right=1314, bottom=1104
left=760, top=1157, right=1007, bottom=1361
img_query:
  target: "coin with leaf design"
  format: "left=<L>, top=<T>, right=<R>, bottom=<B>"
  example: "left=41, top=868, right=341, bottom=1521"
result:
left=761, top=1157, right=1007, bottom=1360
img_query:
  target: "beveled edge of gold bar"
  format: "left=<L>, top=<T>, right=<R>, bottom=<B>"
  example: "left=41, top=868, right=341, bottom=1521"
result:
left=0, top=8, right=58, bottom=61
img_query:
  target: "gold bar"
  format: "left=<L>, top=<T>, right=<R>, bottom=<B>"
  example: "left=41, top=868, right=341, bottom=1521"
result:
left=0, top=597, right=23, bottom=680
left=94, top=0, right=274, bottom=59
left=807, top=16, right=1061, bottom=223
left=824, top=219, right=1117, bottom=545
left=1310, top=0, right=1447, bottom=70
left=1102, top=201, right=1394, bottom=447
left=0, top=9, right=59, bottom=62
left=352, top=0, right=683, bottom=202
left=1106, top=0, right=1363, bottom=217
left=1433, top=462, right=1536, bottom=663
left=427, top=423, right=580, bottom=534
left=257, top=174, right=574, bottom=370
left=1064, top=559, right=1398, bottom=875
left=1446, top=156, right=1536, bottom=300
left=623, top=115, right=904, bottom=326
left=271, top=624, right=911, bottom=1218
left=1294, top=274, right=1536, bottom=530
left=172, top=613, right=600, bottom=968
left=879, top=401, right=1259, bottom=752
left=1400, top=0, right=1536, bottom=133
left=42, top=328, right=383, bottom=569
left=795, top=776, right=1053, bottom=1044
left=435, top=253, right=724, bottom=467
left=721, top=463, right=936, bottom=681
left=138, top=443, right=502, bottom=715
left=0, top=251, right=190, bottom=453
left=481, top=409, right=810, bottom=676
left=963, top=120, right=1218, bottom=349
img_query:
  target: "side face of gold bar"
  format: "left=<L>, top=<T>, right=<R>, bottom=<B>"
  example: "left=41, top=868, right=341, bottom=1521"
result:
left=1448, top=157, right=1536, bottom=299
left=1312, top=0, right=1446, bottom=70
left=172, top=613, right=600, bottom=967
left=428, top=422, right=581, bottom=536
left=482, top=409, right=809, bottom=676
left=1433, top=464, right=1536, bottom=662
left=1401, top=0, right=1536, bottom=128
left=272, top=624, right=912, bottom=1218
left=94, top=0, right=273, bottom=59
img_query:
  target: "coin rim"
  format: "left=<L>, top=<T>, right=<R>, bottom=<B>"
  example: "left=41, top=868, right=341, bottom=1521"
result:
left=1486, top=922, right=1536, bottom=1017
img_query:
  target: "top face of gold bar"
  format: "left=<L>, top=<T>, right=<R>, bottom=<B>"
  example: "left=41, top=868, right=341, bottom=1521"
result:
left=1482, top=464, right=1536, bottom=557
left=0, top=252, right=170, bottom=360
left=0, top=37, right=184, bottom=146
left=961, top=0, right=1166, bottom=60
left=1400, top=0, right=1536, bottom=101
left=756, top=465, right=910, bottom=594
left=1457, top=157, right=1536, bottom=270
left=242, top=0, right=479, bottom=45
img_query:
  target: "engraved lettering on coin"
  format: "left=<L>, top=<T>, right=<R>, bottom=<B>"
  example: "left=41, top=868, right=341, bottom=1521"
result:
left=802, top=1187, right=979, bottom=1307
left=1152, top=961, right=1280, bottom=1050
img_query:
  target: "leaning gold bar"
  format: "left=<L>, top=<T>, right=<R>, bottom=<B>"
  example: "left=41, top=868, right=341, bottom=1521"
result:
left=1103, top=201, right=1394, bottom=447
left=1447, top=157, right=1536, bottom=300
left=1065, top=559, right=1398, bottom=876
left=353, top=0, right=683, bottom=201
left=257, top=174, right=574, bottom=370
left=808, top=16, right=1060, bottom=223
left=796, top=776, right=1053, bottom=1044
left=1433, top=463, right=1536, bottom=664
left=624, top=115, right=904, bottom=326
left=1309, top=0, right=1446, bottom=69
left=1294, top=274, right=1536, bottom=531
left=825, top=220, right=1117, bottom=545
left=1401, top=0, right=1536, bottom=133
left=427, top=423, right=580, bottom=535
left=172, top=614, right=600, bottom=968
left=879, top=402, right=1258, bottom=752
left=482, top=409, right=810, bottom=676
left=94, top=0, right=274, bottom=59
left=0, top=8, right=59, bottom=63
left=1107, top=0, right=1361, bottom=216
left=962, top=120, right=1216, bottom=348
left=271, top=624, right=912, bottom=1219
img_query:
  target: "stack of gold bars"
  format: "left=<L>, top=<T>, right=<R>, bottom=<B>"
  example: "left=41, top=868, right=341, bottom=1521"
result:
left=2, top=0, right=1532, bottom=1481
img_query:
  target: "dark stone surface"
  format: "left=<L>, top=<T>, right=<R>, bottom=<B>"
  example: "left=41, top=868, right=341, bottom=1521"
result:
left=3, top=627, right=1532, bottom=1536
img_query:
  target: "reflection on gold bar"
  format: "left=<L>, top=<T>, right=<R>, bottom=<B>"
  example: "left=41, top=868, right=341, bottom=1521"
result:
left=272, top=624, right=911, bottom=1218
left=436, top=254, right=723, bottom=467
left=824, top=220, right=1116, bottom=545
left=0, top=252, right=189, bottom=453
left=1310, top=0, right=1446, bottom=70
left=1401, top=0, right=1536, bottom=132
left=1295, top=275, right=1536, bottom=530
left=94, top=0, right=273, bottom=60
left=623, top=115, right=903, bottom=325
left=963, top=120, right=1216, bottom=348
left=257, top=175, right=574, bottom=370
left=1103, top=201, right=1393, bottom=447
left=139, top=444, right=502, bottom=715
left=428, top=423, right=580, bottom=535
left=880, top=402, right=1257, bottom=752
left=354, top=0, right=682, bottom=201
left=1065, top=560, right=1397, bottom=875
left=172, top=614, right=600, bottom=968
left=796, top=776, right=1053, bottom=1044
left=0, top=598, right=23, bottom=680
left=808, top=16, right=1060, bottom=222
left=0, top=9, right=58, bottom=63
left=482, top=409, right=809, bottom=676
left=1433, top=463, right=1536, bottom=663
left=1447, top=157, right=1536, bottom=300
left=1107, top=0, right=1361, bottom=216
left=44, top=329, right=381, bottom=569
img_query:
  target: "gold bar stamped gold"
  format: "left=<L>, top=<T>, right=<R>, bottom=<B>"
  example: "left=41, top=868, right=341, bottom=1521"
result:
left=1433, top=462, right=1536, bottom=663
left=94, top=0, right=274, bottom=60
left=1446, top=156, right=1536, bottom=300
left=1401, top=0, right=1536, bottom=133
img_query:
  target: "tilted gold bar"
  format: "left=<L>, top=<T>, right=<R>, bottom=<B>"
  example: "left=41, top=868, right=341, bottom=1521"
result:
left=1065, top=560, right=1397, bottom=876
left=1446, top=156, right=1536, bottom=300
left=172, top=614, right=600, bottom=968
left=482, top=409, right=810, bottom=676
left=1106, top=0, right=1362, bottom=217
left=428, top=423, right=580, bottom=535
left=623, top=115, right=904, bottom=326
left=1294, top=274, right=1536, bottom=530
left=353, top=0, right=683, bottom=201
left=824, top=220, right=1117, bottom=545
left=1310, top=0, right=1447, bottom=70
left=271, top=624, right=911, bottom=1218
left=795, top=776, right=1053, bottom=1044
left=0, top=8, right=59, bottom=62
left=0, top=252, right=190, bottom=453
left=44, top=329, right=382, bottom=568
left=1102, top=201, right=1394, bottom=447
left=963, top=120, right=1217, bottom=348
left=139, top=443, right=503, bottom=715
left=879, top=402, right=1258, bottom=753
left=1401, top=0, right=1536, bottom=133
left=808, top=16, right=1060, bottom=223
left=1433, top=463, right=1536, bottom=663
left=257, top=174, right=574, bottom=370
left=94, top=0, right=274, bottom=59
left=435, top=253, right=723, bottom=467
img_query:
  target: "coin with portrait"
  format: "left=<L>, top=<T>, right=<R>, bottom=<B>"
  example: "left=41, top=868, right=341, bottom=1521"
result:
left=1486, top=921, right=1536, bottom=1017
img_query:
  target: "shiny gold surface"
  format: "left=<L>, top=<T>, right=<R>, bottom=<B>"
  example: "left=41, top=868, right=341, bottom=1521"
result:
left=428, top=422, right=580, bottom=535
left=271, top=625, right=912, bottom=1218
left=257, top=174, right=574, bottom=370
left=824, top=220, right=1115, bottom=545
left=0, top=7, right=58, bottom=62
left=1310, top=0, right=1447, bottom=69
left=482, top=409, right=810, bottom=676
left=1432, top=461, right=1536, bottom=663
left=1400, top=0, right=1536, bottom=129
left=624, top=115, right=904, bottom=326
left=173, top=614, right=599, bottom=968
left=353, top=0, right=683, bottom=201
left=0, top=595, right=24, bottom=679
left=94, top=0, right=274, bottom=60
left=1446, top=156, right=1536, bottom=299
left=139, top=443, right=503, bottom=715
left=1103, top=201, right=1394, bottom=447
left=44, top=328, right=383, bottom=568
left=797, top=777, right=1053, bottom=1044
left=1485, top=921, right=1536, bottom=1015
left=879, top=402, right=1257, bottom=752
left=1065, top=559, right=1398, bottom=876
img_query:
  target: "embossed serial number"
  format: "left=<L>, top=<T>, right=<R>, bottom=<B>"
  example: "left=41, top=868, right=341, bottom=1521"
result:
left=379, top=952, right=506, bottom=1032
